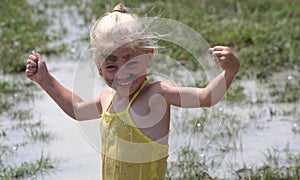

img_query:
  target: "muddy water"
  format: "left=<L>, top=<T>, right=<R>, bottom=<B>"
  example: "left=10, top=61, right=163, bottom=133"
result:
left=15, top=1, right=300, bottom=179
left=31, top=59, right=101, bottom=179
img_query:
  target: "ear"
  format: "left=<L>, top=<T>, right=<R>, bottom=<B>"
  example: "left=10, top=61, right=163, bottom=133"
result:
left=146, top=48, right=154, bottom=68
left=98, top=68, right=103, bottom=76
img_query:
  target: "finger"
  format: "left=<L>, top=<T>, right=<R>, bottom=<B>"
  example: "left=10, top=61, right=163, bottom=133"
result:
left=25, top=69, right=34, bottom=77
left=26, top=63, right=36, bottom=72
left=25, top=68, right=36, bottom=78
left=212, top=46, right=230, bottom=51
left=32, top=51, right=42, bottom=61
left=26, top=60, right=38, bottom=72
left=31, top=50, right=45, bottom=70
left=27, top=59, right=37, bottom=67
left=212, top=55, right=221, bottom=66
left=211, top=46, right=232, bottom=53
left=218, top=56, right=227, bottom=61
left=212, top=51, right=227, bottom=57
left=212, top=55, right=230, bottom=66
left=32, top=50, right=38, bottom=56
left=29, top=54, right=38, bottom=62
left=31, top=50, right=44, bottom=63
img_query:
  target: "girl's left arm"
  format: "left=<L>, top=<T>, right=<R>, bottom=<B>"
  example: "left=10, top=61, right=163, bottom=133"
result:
left=162, top=46, right=240, bottom=108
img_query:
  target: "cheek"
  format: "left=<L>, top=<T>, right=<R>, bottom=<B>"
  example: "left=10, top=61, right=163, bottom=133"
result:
left=128, top=64, right=147, bottom=75
left=136, top=60, right=150, bottom=72
left=100, top=69, right=117, bottom=80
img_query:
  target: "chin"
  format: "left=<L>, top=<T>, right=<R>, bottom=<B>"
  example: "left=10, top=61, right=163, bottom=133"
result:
left=114, top=78, right=144, bottom=97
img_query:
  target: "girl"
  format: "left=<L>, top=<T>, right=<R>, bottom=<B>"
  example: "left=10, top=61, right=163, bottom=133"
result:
left=25, top=4, right=240, bottom=180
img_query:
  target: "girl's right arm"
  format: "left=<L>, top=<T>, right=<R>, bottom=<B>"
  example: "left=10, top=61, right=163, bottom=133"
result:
left=25, top=51, right=102, bottom=121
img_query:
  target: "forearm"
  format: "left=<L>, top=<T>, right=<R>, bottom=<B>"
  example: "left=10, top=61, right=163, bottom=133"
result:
left=26, top=51, right=101, bottom=120
left=202, top=70, right=237, bottom=107
left=39, top=74, right=83, bottom=119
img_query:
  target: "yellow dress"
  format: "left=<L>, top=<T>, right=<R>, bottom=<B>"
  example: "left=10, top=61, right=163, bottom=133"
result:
left=100, top=80, right=169, bottom=180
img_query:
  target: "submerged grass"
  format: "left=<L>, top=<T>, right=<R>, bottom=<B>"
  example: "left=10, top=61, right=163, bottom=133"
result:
left=0, top=80, right=35, bottom=116
left=0, top=153, right=55, bottom=180
left=269, top=80, right=300, bottom=103
left=235, top=165, right=300, bottom=180
left=235, top=146, right=300, bottom=180
left=166, top=145, right=212, bottom=179
left=0, top=78, right=55, bottom=178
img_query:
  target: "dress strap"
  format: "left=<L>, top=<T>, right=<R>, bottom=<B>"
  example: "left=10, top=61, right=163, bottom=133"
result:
left=126, top=79, right=148, bottom=111
left=104, top=91, right=115, bottom=113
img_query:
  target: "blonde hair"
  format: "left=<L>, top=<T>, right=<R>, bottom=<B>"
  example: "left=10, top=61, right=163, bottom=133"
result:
left=90, top=4, right=159, bottom=65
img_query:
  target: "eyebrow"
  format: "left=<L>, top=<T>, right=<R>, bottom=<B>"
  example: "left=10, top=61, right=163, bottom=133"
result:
left=105, top=55, right=118, bottom=62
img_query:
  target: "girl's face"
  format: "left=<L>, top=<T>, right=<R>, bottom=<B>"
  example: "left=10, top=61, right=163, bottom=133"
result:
left=98, top=45, right=153, bottom=96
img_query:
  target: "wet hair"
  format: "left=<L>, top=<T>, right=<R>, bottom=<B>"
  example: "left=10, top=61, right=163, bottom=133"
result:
left=90, top=4, right=159, bottom=65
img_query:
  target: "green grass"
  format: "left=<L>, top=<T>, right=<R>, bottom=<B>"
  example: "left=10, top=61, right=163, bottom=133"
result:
left=236, top=165, right=300, bottom=180
left=1, top=0, right=299, bottom=77
left=0, top=80, right=34, bottom=115
left=269, top=81, right=300, bottom=103
left=84, top=0, right=300, bottom=79
left=0, top=0, right=66, bottom=73
left=225, top=84, right=246, bottom=102
left=0, top=153, right=55, bottom=180
left=0, top=79, right=54, bottom=177
left=166, top=146, right=211, bottom=179
left=0, top=81, right=21, bottom=114
left=235, top=145, right=300, bottom=179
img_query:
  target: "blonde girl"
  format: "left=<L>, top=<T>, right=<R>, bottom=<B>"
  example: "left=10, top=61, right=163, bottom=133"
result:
left=26, top=4, right=240, bottom=180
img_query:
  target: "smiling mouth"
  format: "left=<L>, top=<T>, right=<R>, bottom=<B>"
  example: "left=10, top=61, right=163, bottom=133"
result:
left=107, top=74, right=140, bottom=86
left=116, top=80, right=133, bottom=86
left=106, top=78, right=135, bottom=86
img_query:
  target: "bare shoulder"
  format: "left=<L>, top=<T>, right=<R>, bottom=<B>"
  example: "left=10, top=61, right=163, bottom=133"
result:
left=145, top=81, right=178, bottom=96
left=98, top=88, right=114, bottom=106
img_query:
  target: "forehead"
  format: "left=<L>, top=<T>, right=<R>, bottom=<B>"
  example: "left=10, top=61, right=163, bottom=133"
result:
left=94, top=42, right=148, bottom=68
left=111, top=45, right=136, bottom=55
left=103, top=44, right=143, bottom=56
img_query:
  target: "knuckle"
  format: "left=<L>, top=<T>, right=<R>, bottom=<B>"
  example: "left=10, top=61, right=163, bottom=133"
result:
left=224, top=46, right=231, bottom=50
left=224, top=51, right=231, bottom=56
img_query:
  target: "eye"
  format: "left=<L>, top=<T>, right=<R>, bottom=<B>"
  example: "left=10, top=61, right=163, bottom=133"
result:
left=126, top=61, right=137, bottom=68
left=105, top=55, right=118, bottom=62
left=123, top=54, right=131, bottom=60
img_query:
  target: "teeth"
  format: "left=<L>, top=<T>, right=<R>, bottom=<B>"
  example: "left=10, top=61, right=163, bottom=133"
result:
left=117, top=80, right=133, bottom=86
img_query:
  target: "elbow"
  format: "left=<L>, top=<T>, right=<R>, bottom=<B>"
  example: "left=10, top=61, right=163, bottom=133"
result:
left=199, top=89, right=223, bottom=108
left=201, top=98, right=222, bottom=107
left=207, top=101, right=219, bottom=107
left=72, top=115, right=81, bottom=121
left=66, top=112, right=80, bottom=121
left=201, top=101, right=213, bottom=108
left=69, top=112, right=86, bottom=121
left=65, top=107, right=82, bottom=121
left=69, top=104, right=84, bottom=121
